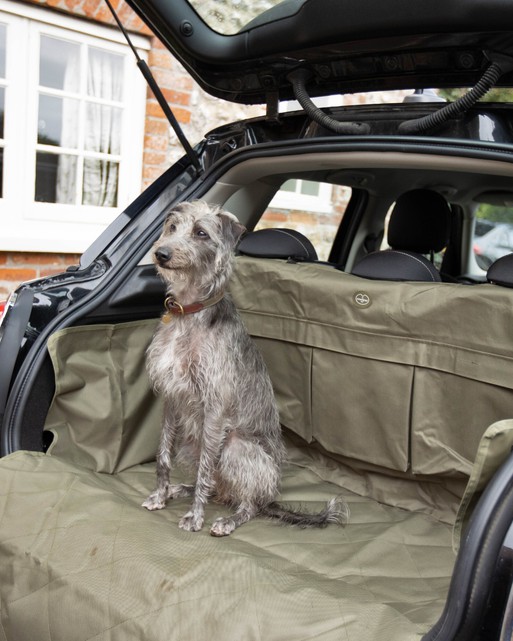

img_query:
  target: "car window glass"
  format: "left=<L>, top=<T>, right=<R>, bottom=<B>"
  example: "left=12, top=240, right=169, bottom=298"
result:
left=256, top=180, right=351, bottom=261
left=0, top=23, right=5, bottom=198
left=137, top=182, right=351, bottom=266
left=472, top=204, right=513, bottom=270
left=187, top=0, right=291, bottom=35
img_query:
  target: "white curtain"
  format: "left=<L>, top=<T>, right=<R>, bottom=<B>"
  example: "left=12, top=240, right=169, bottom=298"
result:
left=82, top=48, right=122, bottom=207
left=55, top=45, right=122, bottom=207
left=55, top=42, right=79, bottom=204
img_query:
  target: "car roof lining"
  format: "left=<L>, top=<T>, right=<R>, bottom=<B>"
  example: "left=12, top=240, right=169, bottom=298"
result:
left=202, top=151, right=513, bottom=228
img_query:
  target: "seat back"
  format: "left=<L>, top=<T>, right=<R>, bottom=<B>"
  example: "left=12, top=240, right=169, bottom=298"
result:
left=487, top=253, right=513, bottom=287
left=388, top=189, right=451, bottom=254
left=352, top=249, right=441, bottom=282
left=351, top=189, right=451, bottom=281
left=238, top=228, right=318, bottom=261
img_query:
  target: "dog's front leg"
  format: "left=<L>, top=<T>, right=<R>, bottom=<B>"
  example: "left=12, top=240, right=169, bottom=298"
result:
left=142, top=398, right=178, bottom=510
left=179, top=416, right=223, bottom=532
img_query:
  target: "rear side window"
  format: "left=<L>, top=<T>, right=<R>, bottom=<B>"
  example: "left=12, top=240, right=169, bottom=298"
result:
left=473, top=204, right=513, bottom=270
left=256, top=180, right=351, bottom=261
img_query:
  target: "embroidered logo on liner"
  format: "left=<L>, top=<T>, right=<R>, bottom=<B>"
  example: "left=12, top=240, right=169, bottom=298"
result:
left=354, top=292, right=371, bottom=307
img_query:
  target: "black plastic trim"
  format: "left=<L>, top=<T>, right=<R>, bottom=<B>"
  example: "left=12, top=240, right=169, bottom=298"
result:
left=422, top=450, right=513, bottom=641
left=125, top=0, right=513, bottom=103
left=0, top=289, right=34, bottom=440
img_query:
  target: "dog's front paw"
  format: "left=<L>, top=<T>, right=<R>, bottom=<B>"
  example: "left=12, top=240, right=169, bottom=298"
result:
left=210, top=517, right=236, bottom=537
left=142, top=491, right=166, bottom=511
left=179, top=511, right=204, bottom=532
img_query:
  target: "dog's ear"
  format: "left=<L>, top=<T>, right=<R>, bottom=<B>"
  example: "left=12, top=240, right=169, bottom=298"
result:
left=218, top=212, right=246, bottom=249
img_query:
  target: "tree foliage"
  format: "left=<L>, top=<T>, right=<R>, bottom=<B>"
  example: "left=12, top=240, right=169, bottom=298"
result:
left=475, top=203, right=513, bottom=223
left=438, top=87, right=513, bottom=103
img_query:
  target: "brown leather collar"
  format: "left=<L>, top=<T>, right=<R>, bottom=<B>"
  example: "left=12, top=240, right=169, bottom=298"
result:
left=162, top=291, right=224, bottom=323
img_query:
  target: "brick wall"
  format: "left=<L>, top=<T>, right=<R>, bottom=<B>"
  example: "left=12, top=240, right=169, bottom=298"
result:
left=0, top=252, right=81, bottom=298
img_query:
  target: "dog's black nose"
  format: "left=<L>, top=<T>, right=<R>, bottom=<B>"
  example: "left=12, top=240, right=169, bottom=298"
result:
left=155, top=247, right=172, bottom=264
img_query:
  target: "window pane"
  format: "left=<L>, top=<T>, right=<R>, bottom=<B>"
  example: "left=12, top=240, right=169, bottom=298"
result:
left=82, top=159, right=118, bottom=207
left=87, top=47, right=123, bottom=101
left=39, top=35, right=80, bottom=92
left=301, top=180, right=320, bottom=196
left=259, top=182, right=350, bottom=261
left=35, top=151, right=77, bottom=204
left=0, top=24, right=6, bottom=78
left=473, top=203, right=513, bottom=270
left=0, top=147, right=3, bottom=199
left=0, top=87, right=4, bottom=139
left=38, top=95, right=79, bottom=147
left=280, top=179, right=297, bottom=193
left=84, top=103, right=122, bottom=154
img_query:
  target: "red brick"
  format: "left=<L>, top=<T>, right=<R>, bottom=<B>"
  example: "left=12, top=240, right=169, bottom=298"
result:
left=0, top=268, right=37, bottom=282
left=162, top=88, right=191, bottom=107
left=65, top=0, right=85, bottom=13
left=0, top=253, right=8, bottom=266
left=39, top=267, right=67, bottom=278
left=144, top=133, right=169, bottom=151
left=289, top=211, right=314, bottom=224
left=143, top=150, right=167, bottom=166
left=173, top=107, right=191, bottom=125
left=146, top=101, right=165, bottom=119
left=261, top=211, right=288, bottom=223
left=148, top=49, right=173, bottom=68
left=45, top=0, right=67, bottom=8
left=170, top=76, right=195, bottom=92
left=151, top=38, right=167, bottom=50
left=82, top=0, right=101, bottom=18
left=117, top=3, right=148, bottom=33
left=150, top=68, right=176, bottom=88
left=142, top=166, right=168, bottom=184
left=10, top=252, right=63, bottom=266
left=144, top=118, right=169, bottom=136
left=93, top=4, right=117, bottom=24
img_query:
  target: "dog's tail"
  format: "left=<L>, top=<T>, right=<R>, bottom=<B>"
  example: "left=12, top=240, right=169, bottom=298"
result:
left=260, top=496, right=349, bottom=528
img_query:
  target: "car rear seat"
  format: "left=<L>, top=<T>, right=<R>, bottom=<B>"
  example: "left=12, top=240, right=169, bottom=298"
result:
left=351, top=189, right=451, bottom=282
left=487, top=252, right=513, bottom=287
left=238, top=227, right=318, bottom=261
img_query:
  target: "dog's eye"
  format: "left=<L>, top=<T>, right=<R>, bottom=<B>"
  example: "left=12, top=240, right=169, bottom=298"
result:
left=196, top=229, right=209, bottom=239
left=169, top=223, right=177, bottom=232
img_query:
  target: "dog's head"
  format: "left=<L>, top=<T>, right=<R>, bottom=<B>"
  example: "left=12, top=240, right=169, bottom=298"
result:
left=153, top=201, right=246, bottom=295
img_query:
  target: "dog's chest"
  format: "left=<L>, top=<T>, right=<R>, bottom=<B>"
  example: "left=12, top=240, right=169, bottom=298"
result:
left=148, top=320, right=205, bottom=394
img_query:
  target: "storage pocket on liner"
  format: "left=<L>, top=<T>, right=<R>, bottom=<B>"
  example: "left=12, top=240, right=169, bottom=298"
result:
left=311, top=350, right=413, bottom=471
left=253, top=337, right=313, bottom=442
left=411, top=369, right=513, bottom=476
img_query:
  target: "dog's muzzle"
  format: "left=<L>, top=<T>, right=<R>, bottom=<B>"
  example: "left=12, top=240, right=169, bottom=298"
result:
left=155, top=247, right=172, bottom=266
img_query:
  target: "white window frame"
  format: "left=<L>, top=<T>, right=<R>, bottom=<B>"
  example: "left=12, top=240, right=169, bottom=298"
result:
left=0, top=1, right=150, bottom=253
left=269, top=179, right=333, bottom=213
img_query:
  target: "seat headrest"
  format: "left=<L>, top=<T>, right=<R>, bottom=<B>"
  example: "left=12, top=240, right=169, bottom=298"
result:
left=388, top=189, right=451, bottom=254
left=238, top=228, right=318, bottom=261
left=351, top=250, right=442, bottom=282
left=487, top=253, right=513, bottom=287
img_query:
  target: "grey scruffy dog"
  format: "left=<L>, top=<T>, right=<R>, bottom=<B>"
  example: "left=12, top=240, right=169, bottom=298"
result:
left=143, top=200, right=349, bottom=536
